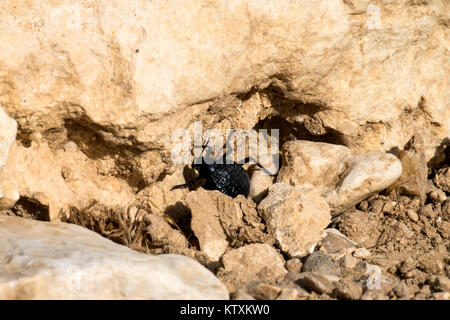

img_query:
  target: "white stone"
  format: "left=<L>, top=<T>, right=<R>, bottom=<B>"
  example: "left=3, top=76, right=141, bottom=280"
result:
left=340, top=254, right=359, bottom=270
left=324, top=152, right=403, bottom=214
left=277, top=140, right=403, bottom=215
left=353, top=248, right=371, bottom=259
left=249, top=167, right=274, bottom=204
left=407, top=209, right=419, bottom=222
left=277, top=141, right=352, bottom=195
left=320, top=228, right=357, bottom=255
left=0, top=215, right=228, bottom=299
left=258, top=183, right=331, bottom=258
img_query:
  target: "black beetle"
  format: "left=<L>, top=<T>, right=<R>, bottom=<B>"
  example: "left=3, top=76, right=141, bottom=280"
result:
left=171, top=135, right=273, bottom=198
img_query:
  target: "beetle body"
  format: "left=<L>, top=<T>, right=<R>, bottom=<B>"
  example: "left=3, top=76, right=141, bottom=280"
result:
left=171, top=136, right=272, bottom=198
left=194, top=161, right=250, bottom=198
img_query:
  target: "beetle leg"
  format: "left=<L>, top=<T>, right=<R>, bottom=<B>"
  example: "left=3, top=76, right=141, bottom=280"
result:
left=170, top=176, right=202, bottom=190
left=192, top=137, right=210, bottom=151
left=238, top=156, right=274, bottom=176
left=193, top=137, right=215, bottom=163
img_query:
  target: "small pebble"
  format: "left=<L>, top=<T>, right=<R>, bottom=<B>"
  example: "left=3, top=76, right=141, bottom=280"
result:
left=434, top=168, right=450, bottom=192
left=301, top=272, right=336, bottom=296
left=358, top=201, right=369, bottom=211
left=419, top=204, right=435, bottom=218
left=399, top=257, right=416, bottom=274
left=393, top=282, right=410, bottom=298
left=428, top=189, right=447, bottom=204
left=230, top=289, right=255, bottom=300
left=334, top=280, right=363, bottom=300
left=285, top=258, right=303, bottom=273
left=339, top=254, right=359, bottom=270
left=432, top=276, right=450, bottom=292
left=245, top=282, right=282, bottom=300
left=398, top=222, right=414, bottom=238
left=405, top=269, right=427, bottom=283
left=302, top=252, right=340, bottom=276
left=409, top=198, right=421, bottom=209
left=320, top=229, right=356, bottom=254
left=420, top=284, right=431, bottom=296
left=353, top=248, right=371, bottom=259
left=432, top=292, right=450, bottom=300
left=387, top=265, right=397, bottom=274
left=407, top=209, right=419, bottom=222
left=370, top=199, right=384, bottom=213
left=400, top=196, right=410, bottom=204
left=382, top=201, right=394, bottom=213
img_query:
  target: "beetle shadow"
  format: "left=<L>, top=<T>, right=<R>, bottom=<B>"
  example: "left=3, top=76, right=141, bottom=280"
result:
left=164, top=201, right=200, bottom=251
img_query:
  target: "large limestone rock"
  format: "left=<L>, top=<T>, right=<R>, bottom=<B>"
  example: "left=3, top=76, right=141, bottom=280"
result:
left=277, top=141, right=352, bottom=195
left=0, top=140, right=135, bottom=220
left=0, top=0, right=447, bottom=192
left=0, top=215, right=228, bottom=299
left=324, top=152, right=402, bottom=213
left=277, top=141, right=402, bottom=214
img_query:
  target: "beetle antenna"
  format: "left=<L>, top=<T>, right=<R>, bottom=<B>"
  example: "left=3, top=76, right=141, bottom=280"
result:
left=193, top=136, right=212, bottom=164
left=222, top=129, right=235, bottom=164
